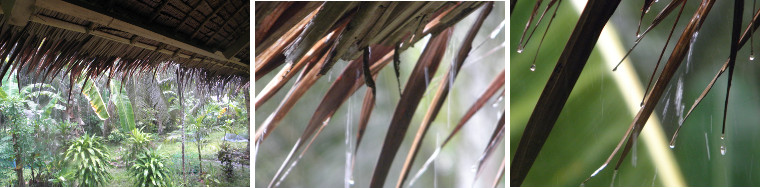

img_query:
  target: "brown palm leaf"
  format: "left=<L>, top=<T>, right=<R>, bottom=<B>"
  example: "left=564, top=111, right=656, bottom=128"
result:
left=255, top=1, right=503, bottom=187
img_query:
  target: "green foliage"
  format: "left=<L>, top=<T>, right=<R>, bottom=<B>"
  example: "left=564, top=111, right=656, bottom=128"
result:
left=54, top=120, right=76, bottom=139
left=199, top=167, right=221, bottom=186
left=188, top=111, right=211, bottom=144
left=126, top=128, right=154, bottom=164
left=64, top=134, right=113, bottom=187
left=110, top=80, right=136, bottom=131
left=129, top=150, right=173, bottom=187
left=108, top=129, right=126, bottom=143
left=217, top=143, right=234, bottom=181
left=80, top=78, right=110, bottom=120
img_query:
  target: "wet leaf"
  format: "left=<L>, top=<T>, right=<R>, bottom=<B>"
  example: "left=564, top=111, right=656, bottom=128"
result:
left=369, top=28, right=453, bottom=188
left=512, top=0, right=623, bottom=186
left=396, top=3, right=493, bottom=187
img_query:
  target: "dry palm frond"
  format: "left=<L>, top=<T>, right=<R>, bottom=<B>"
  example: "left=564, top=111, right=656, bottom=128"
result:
left=369, top=27, right=453, bottom=188
left=256, top=1, right=503, bottom=187
left=396, top=3, right=493, bottom=187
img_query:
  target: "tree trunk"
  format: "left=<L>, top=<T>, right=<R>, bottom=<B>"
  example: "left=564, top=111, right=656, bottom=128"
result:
left=157, top=119, right=163, bottom=135
left=244, top=89, right=250, bottom=152
left=176, top=70, right=186, bottom=182
left=13, top=133, right=24, bottom=187
left=197, top=137, right=203, bottom=175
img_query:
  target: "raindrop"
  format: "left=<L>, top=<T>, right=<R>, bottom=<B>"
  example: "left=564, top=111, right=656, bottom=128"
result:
left=637, top=34, right=642, bottom=38
left=492, top=95, right=503, bottom=108
left=720, top=145, right=726, bottom=156
left=720, top=134, right=726, bottom=156
left=750, top=54, right=755, bottom=61
left=530, top=64, right=536, bottom=71
left=669, top=144, right=675, bottom=149
left=517, top=47, right=524, bottom=53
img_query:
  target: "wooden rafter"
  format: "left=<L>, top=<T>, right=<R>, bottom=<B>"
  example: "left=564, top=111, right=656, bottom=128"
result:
left=190, top=0, right=229, bottom=40
left=2, top=0, right=35, bottom=26
left=207, top=1, right=247, bottom=46
left=175, top=0, right=205, bottom=32
left=34, top=0, right=248, bottom=70
left=223, top=29, right=248, bottom=59
left=149, top=0, right=170, bottom=23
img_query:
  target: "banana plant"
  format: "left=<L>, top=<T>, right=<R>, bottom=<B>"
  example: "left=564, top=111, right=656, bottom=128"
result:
left=110, top=80, right=136, bottom=132
left=79, top=78, right=109, bottom=120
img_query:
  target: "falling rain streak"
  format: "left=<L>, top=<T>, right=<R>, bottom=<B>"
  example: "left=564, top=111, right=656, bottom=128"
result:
left=408, top=147, right=442, bottom=187
left=704, top=132, right=711, bottom=160
left=490, top=19, right=506, bottom=39
left=345, top=96, right=354, bottom=187
left=610, top=170, right=618, bottom=187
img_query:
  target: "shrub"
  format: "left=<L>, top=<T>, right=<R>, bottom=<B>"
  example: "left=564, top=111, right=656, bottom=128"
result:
left=64, top=134, right=113, bottom=187
left=217, top=143, right=234, bottom=181
left=129, top=150, right=172, bottom=187
left=107, top=129, right=126, bottom=143
left=126, top=128, right=153, bottom=164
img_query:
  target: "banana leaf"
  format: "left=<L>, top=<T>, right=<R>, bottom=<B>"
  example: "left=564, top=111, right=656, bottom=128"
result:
left=81, top=78, right=109, bottom=120
left=110, top=80, right=136, bottom=131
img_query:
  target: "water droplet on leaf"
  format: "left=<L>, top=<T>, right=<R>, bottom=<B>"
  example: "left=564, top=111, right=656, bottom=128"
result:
left=720, top=145, right=726, bottom=156
left=517, top=47, right=524, bottom=53
left=750, top=54, right=755, bottom=61
left=530, top=64, right=536, bottom=72
left=669, top=144, right=675, bottom=149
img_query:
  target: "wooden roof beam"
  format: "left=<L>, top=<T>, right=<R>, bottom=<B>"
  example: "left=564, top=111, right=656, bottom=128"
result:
left=190, top=0, right=229, bottom=39
left=35, top=0, right=248, bottom=70
left=2, top=0, right=35, bottom=26
left=223, top=29, right=248, bottom=59
left=149, top=0, right=170, bottom=23
left=28, top=14, right=245, bottom=73
left=206, top=2, right=247, bottom=46
left=175, top=0, right=205, bottom=32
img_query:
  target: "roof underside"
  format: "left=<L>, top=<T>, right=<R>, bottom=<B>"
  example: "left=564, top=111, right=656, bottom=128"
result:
left=254, top=1, right=485, bottom=80
left=0, top=0, right=250, bottom=89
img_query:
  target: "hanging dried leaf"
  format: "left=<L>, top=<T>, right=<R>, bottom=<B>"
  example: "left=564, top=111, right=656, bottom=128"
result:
left=369, top=28, right=453, bottom=188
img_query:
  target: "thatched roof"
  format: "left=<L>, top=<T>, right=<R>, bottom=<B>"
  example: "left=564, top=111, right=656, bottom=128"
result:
left=0, top=0, right=249, bottom=89
left=255, top=1, right=486, bottom=80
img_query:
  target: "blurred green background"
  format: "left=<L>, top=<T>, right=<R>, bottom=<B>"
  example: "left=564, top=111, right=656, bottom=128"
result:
left=511, top=0, right=760, bottom=186
left=256, top=2, right=506, bottom=188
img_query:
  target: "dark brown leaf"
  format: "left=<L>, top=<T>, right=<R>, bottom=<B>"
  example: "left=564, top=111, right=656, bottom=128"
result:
left=396, top=3, right=493, bottom=187
left=512, top=0, right=622, bottom=186
left=369, top=28, right=453, bottom=188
